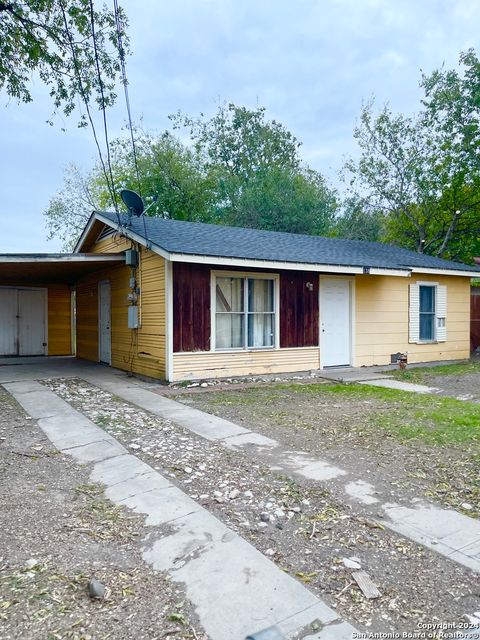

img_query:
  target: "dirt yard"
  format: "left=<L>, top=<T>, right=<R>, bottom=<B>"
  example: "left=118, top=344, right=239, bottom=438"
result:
left=0, top=387, right=206, bottom=640
left=172, top=381, right=480, bottom=519
left=43, top=377, right=480, bottom=635
left=390, top=358, right=480, bottom=402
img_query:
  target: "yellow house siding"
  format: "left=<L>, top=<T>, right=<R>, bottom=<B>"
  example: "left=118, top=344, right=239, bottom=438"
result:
left=76, top=235, right=166, bottom=379
left=47, top=285, right=72, bottom=355
left=172, top=347, right=320, bottom=381
left=76, top=280, right=99, bottom=361
left=354, top=273, right=470, bottom=366
left=90, top=232, right=131, bottom=254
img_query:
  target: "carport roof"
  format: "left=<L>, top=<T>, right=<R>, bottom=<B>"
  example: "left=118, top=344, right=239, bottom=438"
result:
left=0, top=253, right=124, bottom=285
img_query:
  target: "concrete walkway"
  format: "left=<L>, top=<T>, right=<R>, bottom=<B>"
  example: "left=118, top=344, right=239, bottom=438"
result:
left=3, top=377, right=356, bottom=640
left=318, top=365, right=439, bottom=394
left=1, top=358, right=479, bottom=576
left=75, top=369, right=480, bottom=574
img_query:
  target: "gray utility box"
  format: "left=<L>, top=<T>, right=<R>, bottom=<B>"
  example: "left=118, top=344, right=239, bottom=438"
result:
left=125, top=249, right=139, bottom=266
left=128, top=305, right=139, bottom=329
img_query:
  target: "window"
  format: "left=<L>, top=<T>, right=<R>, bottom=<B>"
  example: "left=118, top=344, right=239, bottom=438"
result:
left=214, top=275, right=276, bottom=349
left=409, top=282, right=447, bottom=343
left=419, top=285, right=436, bottom=341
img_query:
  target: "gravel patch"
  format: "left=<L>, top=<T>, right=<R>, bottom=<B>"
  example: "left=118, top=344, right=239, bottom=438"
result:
left=0, top=386, right=206, bottom=640
left=43, top=377, right=480, bottom=634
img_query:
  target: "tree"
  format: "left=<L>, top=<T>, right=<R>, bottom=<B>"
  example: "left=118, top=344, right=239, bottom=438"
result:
left=45, top=163, right=99, bottom=249
left=331, top=197, right=382, bottom=242
left=172, top=103, right=337, bottom=232
left=345, top=97, right=480, bottom=262
left=47, top=105, right=338, bottom=246
left=235, top=166, right=336, bottom=235
left=45, top=130, right=215, bottom=248
left=0, top=0, right=129, bottom=123
left=420, top=48, right=480, bottom=259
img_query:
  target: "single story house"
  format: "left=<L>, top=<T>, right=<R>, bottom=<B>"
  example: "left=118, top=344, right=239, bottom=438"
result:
left=1, top=211, right=479, bottom=382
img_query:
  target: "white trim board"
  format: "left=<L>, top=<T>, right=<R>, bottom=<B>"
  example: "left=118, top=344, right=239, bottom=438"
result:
left=165, top=260, right=174, bottom=382
left=0, top=254, right=122, bottom=263
left=410, top=267, right=480, bottom=277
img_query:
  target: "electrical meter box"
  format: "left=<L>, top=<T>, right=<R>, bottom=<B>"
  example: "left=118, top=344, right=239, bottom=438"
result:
left=128, top=305, right=139, bottom=329
left=125, top=249, right=139, bottom=266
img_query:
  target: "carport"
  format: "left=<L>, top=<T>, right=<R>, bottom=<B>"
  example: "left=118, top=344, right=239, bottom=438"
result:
left=0, top=254, right=124, bottom=357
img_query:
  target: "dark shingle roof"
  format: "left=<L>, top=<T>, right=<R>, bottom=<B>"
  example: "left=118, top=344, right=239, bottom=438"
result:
left=98, top=211, right=480, bottom=273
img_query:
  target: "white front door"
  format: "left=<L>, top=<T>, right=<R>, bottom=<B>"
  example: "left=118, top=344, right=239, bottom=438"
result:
left=0, top=288, right=46, bottom=356
left=98, top=281, right=111, bottom=364
left=320, top=278, right=352, bottom=367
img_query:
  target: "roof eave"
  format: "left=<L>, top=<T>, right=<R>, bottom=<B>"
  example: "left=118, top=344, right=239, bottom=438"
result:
left=0, top=253, right=123, bottom=264
left=168, top=252, right=412, bottom=276
left=75, top=211, right=172, bottom=259
left=73, top=211, right=97, bottom=252
left=410, top=266, right=480, bottom=278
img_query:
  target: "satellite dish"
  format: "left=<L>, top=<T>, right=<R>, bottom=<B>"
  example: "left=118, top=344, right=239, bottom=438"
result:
left=120, top=189, right=144, bottom=216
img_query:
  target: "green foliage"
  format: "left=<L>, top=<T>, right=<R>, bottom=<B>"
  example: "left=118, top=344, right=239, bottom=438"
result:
left=171, top=103, right=301, bottom=180
left=100, top=130, right=215, bottom=222
left=45, top=130, right=214, bottom=248
left=172, top=103, right=337, bottom=231
left=345, top=51, right=480, bottom=262
left=330, top=197, right=383, bottom=242
left=45, top=163, right=99, bottom=250
left=0, top=0, right=129, bottom=124
left=46, top=104, right=338, bottom=247
left=231, top=166, right=337, bottom=234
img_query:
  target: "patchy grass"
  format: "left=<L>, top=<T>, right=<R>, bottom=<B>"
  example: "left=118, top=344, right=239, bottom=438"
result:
left=179, top=381, right=480, bottom=517
left=210, top=382, right=480, bottom=446
left=388, top=360, right=480, bottom=385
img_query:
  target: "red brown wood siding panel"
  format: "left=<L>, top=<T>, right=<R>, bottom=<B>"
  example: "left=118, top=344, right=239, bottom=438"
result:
left=471, top=287, right=480, bottom=351
left=280, top=271, right=319, bottom=348
left=173, top=263, right=211, bottom=352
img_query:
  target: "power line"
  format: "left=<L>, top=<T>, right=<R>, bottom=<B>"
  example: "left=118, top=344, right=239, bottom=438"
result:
left=113, top=0, right=142, bottom=197
left=59, top=1, right=119, bottom=224
left=88, top=0, right=120, bottom=216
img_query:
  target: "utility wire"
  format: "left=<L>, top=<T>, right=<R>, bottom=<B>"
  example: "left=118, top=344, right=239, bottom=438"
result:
left=113, top=0, right=149, bottom=246
left=113, top=0, right=142, bottom=197
left=88, top=0, right=120, bottom=220
left=59, top=1, right=119, bottom=224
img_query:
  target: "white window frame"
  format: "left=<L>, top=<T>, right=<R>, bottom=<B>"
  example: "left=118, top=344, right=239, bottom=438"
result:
left=409, top=281, right=447, bottom=344
left=211, top=270, right=280, bottom=351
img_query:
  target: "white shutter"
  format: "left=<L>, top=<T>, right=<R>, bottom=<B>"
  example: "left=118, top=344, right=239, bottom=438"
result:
left=436, top=285, right=447, bottom=342
left=409, top=283, right=420, bottom=343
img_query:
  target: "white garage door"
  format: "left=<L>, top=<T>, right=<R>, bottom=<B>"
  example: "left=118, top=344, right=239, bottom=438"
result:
left=0, top=288, right=47, bottom=356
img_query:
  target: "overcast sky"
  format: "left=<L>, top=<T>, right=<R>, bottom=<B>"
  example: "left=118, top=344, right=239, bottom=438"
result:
left=1, top=0, right=479, bottom=252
